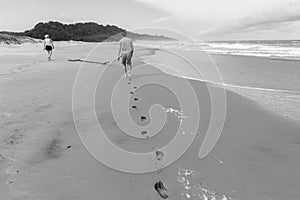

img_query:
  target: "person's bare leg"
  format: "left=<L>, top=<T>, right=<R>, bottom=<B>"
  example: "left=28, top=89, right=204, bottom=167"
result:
left=48, top=51, right=52, bottom=61
left=122, top=57, right=129, bottom=78
left=49, top=51, right=52, bottom=60
left=124, top=64, right=128, bottom=78
left=128, top=64, right=132, bottom=77
left=128, top=58, right=132, bottom=77
left=129, top=62, right=132, bottom=72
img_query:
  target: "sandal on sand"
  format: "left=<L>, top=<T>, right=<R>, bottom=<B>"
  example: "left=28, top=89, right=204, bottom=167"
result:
left=154, top=181, right=169, bottom=199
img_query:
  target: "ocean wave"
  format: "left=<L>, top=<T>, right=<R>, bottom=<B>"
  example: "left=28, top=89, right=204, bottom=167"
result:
left=202, top=41, right=300, bottom=60
left=138, top=40, right=300, bottom=60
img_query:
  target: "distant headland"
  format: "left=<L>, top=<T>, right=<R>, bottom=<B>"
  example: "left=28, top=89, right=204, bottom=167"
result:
left=0, top=21, right=175, bottom=44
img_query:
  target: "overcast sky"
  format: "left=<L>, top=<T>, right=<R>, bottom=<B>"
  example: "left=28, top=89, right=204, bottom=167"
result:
left=1, top=0, right=300, bottom=40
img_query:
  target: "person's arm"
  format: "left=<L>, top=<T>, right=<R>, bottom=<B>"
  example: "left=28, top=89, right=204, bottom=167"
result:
left=43, top=40, right=46, bottom=50
left=130, top=40, right=134, bottom=56
left=51, top=39, right=54, bottom=49
left=117, top=41, right=122, bottom=60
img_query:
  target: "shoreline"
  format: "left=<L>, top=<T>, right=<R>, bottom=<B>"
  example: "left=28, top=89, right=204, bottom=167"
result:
left=139, top=47, right=300, bottom=122
left=3, top=40, right=300, bottom=62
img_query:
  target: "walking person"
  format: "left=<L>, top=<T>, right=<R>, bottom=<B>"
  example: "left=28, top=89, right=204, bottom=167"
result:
left=118, top=31, right=134, bottom=78
left=44, top=34, right=54, bottom=61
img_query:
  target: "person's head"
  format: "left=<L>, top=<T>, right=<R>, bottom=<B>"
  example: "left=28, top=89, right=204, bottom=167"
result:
left=44, top=34, right=49, bottom=39
left=121, top=31, right=127, bottom=37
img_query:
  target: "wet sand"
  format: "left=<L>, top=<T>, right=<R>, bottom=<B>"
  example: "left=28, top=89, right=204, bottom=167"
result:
left=0, top=43, right=300, bottom=200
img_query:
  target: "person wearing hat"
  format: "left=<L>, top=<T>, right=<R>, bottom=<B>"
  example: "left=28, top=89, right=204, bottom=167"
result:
left=44, top=34, right=54, bottom=61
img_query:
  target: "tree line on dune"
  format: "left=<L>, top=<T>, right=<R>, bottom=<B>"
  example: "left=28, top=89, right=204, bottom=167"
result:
left=1, top=21, right=174, bottom=42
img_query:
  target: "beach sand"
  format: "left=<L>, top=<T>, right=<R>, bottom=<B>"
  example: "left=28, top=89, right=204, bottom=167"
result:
left=0, top=43, right=300, bottom=200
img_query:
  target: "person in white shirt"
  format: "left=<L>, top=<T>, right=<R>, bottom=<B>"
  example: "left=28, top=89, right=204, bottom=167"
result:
left=44, top=34, right=54, bottom=61
left=118, top=31, right=134, bottom=78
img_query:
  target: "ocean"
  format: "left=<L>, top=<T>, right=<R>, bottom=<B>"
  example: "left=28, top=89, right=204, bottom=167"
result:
left=141, top=40, right=300, bottom=60
left=137, top=40, right=300, bottom=122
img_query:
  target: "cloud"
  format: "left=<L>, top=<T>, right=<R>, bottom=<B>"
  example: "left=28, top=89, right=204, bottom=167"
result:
left=199, top=1, right=300, bottom=35
left=135, top=0, right=300, bottom=37
left=134, top=0, right=283, bottom=21
left=149, top=17, right=168, bottom=23
left=58, top=12, right=79, bottom=23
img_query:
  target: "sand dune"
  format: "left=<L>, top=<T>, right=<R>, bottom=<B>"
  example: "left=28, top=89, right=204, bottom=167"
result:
left=0, top=34, right=41, bottom=45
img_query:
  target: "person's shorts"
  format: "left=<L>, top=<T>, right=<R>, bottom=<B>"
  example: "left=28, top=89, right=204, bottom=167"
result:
left=45, top=45, right=52, bottom=51
left=121, top=51, right=133, bottom=66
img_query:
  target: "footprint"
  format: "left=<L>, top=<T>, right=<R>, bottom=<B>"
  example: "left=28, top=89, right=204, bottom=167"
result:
left=154, top=181, right=169, bottom=199
left=134, top=97, right=139, bottom=101
left=141, top=116, right=147, bottom=122
left=7, top=180, right=13, bottom=185
left=141, top=131, right=148, bottom=136
left=130, top=91, right=134, bottom=95
left=131, top=105, right=138, bottom=109
left=155, top=150, right=164, bottom=161
left=134, top=86, right=137, bottom=89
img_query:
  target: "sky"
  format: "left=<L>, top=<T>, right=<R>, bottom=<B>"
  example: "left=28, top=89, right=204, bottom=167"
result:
left=1, top=0, right=300, bottom=41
